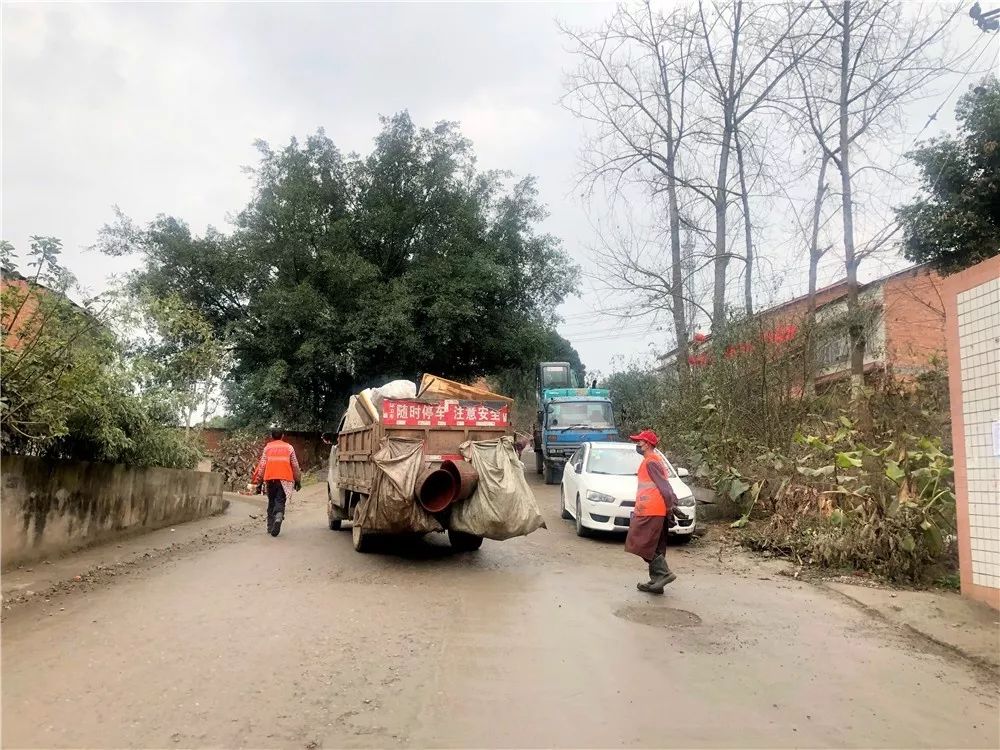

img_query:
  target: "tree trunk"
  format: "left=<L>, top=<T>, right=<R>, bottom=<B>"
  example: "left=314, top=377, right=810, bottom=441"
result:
left=712, top=118, right=734, bottom=336
left=652, top=33, right=690, bottom=386
left=734, top=126, right=754, bottom=316
left=837, top=0, right=869, bottom=428
left=804, top=154, right=829, bottom=398
left=710, top=0, right=742, bottom=338
left=669, top=193, right=689, bottom=386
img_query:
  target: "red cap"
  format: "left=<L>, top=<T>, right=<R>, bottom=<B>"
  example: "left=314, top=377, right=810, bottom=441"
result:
left=629, top=429, right=659, bottom=446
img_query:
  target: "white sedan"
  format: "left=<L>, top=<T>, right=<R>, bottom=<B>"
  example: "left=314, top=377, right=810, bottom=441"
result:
left=560, top=441, right=697, bottom=539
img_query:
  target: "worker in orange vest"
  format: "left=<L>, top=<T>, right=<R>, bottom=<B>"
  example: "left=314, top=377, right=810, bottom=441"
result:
left=251, top=429, right=302, bottom=537
left=624, top=429, right=679, bottom=594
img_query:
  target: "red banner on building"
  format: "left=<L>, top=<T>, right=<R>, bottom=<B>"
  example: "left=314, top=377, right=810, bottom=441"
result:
left=381, top=399, right=510, bottom=428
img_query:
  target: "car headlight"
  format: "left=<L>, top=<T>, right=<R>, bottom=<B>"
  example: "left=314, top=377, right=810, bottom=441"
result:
left=587, top=491, right=615, bottom=503
left=675, top=494, right=696, bottom=507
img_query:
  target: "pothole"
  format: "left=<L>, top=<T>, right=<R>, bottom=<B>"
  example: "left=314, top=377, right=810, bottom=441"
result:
left=614, top=604, right=702, bottom=628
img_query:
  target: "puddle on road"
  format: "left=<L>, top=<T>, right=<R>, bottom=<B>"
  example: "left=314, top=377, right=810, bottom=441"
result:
left=614, top=604, right=702, bottom=628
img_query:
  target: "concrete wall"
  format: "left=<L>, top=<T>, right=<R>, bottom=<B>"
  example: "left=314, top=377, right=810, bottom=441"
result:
left=1, top=455, right=225, bottom=569
left=944, top=255, right=1000, bottom=610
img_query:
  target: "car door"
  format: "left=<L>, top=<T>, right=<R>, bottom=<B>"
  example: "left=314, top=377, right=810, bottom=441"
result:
left=563, top=446, right=584, bottom=513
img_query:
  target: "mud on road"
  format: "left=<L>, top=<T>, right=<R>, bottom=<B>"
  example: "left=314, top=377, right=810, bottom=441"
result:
left=2, top=466, right=998, bottom=749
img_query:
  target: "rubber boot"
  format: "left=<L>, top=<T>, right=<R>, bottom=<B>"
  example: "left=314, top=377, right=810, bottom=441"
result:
left=645, top=555, right=676, bottom=594
left=270, top=511, right=283, bottom=537
left=636, top=560, right=658, bottom=593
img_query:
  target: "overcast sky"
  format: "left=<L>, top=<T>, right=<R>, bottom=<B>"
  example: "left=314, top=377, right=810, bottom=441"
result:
left=2, top=2, right=996, bottom=375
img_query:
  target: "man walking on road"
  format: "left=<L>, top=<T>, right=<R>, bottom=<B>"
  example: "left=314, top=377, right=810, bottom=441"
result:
left=625, top=429, right=679, bottom=594
left=252, top=429, right=302, bottom=537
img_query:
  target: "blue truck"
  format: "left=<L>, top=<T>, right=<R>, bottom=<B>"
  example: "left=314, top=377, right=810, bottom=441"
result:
left=532, top=361, right=618, bottom=484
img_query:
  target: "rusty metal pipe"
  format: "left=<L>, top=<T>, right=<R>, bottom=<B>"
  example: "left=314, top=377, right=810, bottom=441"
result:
left=441, top=459, right=479, bottom=501
left=416, top=467, right=457, bottom=512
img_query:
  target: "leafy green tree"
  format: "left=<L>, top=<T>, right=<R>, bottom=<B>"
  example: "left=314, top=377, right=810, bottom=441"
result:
left=1, top=237, right=199, bottom=468
left=101, top=113, right=580, bottom=428
left=897, top=77, right=1000, bottom=273
left=131, top=292, right=229, bottom=429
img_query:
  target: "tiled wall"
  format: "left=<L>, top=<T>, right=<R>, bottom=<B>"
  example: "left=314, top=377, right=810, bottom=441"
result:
left=957, top=276, right=1000, bottom=591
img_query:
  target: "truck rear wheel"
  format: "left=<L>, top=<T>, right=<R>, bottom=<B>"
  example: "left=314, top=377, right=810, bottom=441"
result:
left=448, top=530, right=484, bottom=552
left=352, top=506, right=371, bottom=552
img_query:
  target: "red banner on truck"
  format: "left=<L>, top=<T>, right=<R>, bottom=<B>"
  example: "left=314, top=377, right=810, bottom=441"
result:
left=381, top=399, right=510, bottom=428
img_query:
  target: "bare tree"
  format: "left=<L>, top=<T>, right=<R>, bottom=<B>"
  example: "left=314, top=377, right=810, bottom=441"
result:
left=692, top=0, right=831, bottom=336
left=794, top=0, right=961, bottom=415
left=561, top=1, right=704, bottom=382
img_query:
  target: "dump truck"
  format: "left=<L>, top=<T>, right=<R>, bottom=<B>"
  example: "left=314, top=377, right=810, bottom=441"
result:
left=532, top=362, right=618, bottom=484
left=327, top=375, right=541, bottom=552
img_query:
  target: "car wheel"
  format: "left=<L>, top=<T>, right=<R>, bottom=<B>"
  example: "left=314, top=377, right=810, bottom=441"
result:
left=560, top=487, right=572, bottom=520
left=575, top=496, right=589, bottom=537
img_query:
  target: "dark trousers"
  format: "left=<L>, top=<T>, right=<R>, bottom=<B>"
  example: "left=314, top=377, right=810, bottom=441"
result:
left=654, top=518, right=671, bottom=559
left=266, top=480, right=287, bottom=525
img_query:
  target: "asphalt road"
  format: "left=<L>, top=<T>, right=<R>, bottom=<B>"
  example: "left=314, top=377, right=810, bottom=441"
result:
left=2, top=458, right=998, bottom=748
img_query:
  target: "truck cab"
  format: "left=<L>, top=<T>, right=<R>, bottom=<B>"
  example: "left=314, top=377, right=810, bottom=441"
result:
left=533, top=362, right=618, bottom=484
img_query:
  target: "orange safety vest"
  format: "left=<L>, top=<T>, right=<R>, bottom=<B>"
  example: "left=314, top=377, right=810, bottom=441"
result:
left=261, top=440, right=295, bottom=482
left=635, top=452, right=668, bottom=517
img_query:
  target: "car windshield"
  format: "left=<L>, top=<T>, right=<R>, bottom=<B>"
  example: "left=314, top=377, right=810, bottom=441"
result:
left=549, top=401, right=614, bottom=428
left=585, top=448, right=676, bottom=477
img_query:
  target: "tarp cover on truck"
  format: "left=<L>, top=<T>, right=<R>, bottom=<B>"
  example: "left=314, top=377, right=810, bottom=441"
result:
left=450, top=436, right=546, bottom=540
left=355, top=437, right=442, bottom=534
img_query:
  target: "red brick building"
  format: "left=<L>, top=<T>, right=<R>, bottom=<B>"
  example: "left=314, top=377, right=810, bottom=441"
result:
left=666, top=265, right=946, bottom=385
left=1, top=271, right=44, bottom=350
left=1, top=270, right=93, bottom=352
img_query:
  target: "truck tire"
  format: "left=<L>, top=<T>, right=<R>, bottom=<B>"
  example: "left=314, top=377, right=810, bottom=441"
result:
left=544, top=462, right=560, bottom=485
left=448, top=530, right=484, bottom=552
left=535, top=450, right=543, bottom=475
left=351, top=506, right=371, bottom=552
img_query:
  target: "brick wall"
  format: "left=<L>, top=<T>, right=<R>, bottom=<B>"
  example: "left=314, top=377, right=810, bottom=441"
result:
left=883, top=269, right=947, bottom=374
left=196, top=428, right=327, bottom=471
left=1, top=277, right=41, bottom=350
left=944, top=255, right=1000, bottom=609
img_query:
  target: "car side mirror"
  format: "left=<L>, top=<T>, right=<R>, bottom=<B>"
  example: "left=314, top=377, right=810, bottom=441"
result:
left=676, top=467, right=690, bottom=478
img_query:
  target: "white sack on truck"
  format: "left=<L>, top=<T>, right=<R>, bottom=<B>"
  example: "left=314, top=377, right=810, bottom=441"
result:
left=450, top=436, right=546, bottom=540
left=362, top=380, right=418, bottom=412
left=356, top=437, right=442, bottom=534
left=342, top=396, right=369, bottom=430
